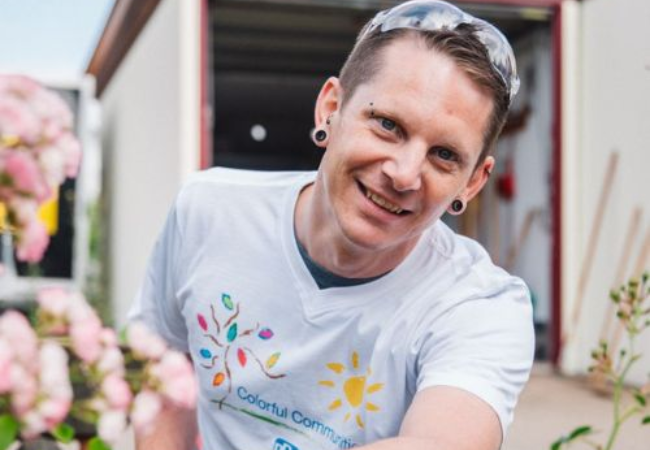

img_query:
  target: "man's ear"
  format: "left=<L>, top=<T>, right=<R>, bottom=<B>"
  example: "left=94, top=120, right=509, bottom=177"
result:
left=314, top=76, right=342, bottom=129
left=463, top=156, right=495, bottom=202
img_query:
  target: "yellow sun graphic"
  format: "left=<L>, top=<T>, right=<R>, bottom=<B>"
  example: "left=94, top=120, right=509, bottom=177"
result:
left=318, top=351, right=384, bottom=429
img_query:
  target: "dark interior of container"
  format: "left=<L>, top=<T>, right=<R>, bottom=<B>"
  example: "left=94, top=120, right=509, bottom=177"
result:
left=208, top=0, right=550, bottom=171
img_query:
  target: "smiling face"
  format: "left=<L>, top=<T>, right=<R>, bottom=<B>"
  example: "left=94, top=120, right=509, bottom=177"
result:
left=305, top=35, right=495, bottom=268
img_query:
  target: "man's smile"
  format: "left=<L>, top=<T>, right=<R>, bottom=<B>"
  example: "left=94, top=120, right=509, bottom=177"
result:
left=357, top=181, right=410, bottom=216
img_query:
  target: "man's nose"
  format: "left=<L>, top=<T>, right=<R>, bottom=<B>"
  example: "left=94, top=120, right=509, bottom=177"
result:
left=381, top=147, right=425, bottom=192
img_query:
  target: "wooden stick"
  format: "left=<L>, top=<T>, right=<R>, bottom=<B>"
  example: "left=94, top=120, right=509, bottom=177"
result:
left=505, top=209, right=538, bottom=271
left=562, top=152, right=619, bottom=347
left=598, top=207, right=642, bottom=342
left=631, top=224, right=650, bottom=278
left=610, top=225, right=650, bottom=352
left=588, top=208, right=642, bottom=394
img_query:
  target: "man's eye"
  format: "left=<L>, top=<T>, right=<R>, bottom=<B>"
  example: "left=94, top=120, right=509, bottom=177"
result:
left=380, top=118, right=397, bottom=132
left=435, top=147, right=457, bottom=161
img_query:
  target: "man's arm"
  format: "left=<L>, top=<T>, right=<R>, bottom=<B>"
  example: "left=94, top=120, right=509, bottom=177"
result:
left=135, top=403, right=198, bottom=450
left=358, top=386, right=502, bottom=450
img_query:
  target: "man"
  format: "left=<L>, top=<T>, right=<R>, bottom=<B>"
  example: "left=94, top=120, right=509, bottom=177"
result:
left=130, top=1, right=534, bottom=449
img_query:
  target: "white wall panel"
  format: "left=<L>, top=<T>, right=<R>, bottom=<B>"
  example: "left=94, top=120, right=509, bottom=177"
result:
left=561, top=0, right=650, bottom=385
left=100, top=0, right=200, bottom=327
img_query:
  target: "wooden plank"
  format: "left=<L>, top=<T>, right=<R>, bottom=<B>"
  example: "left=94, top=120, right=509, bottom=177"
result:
left=562, top=152, right=619, bottom=347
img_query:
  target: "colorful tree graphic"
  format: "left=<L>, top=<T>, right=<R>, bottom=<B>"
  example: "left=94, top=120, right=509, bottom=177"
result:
left=197, top=293, right=285, bottom=406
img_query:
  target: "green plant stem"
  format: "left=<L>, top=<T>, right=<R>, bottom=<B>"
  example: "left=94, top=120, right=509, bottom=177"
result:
left=619, top=405, right=642, bottom=424
left=604, top=338, right=636, bottom=450
left=582, top=437, right=603, bottom=450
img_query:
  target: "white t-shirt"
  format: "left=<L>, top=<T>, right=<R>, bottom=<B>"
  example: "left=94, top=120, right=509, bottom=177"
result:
left=130, top=168, right=534, bottom=450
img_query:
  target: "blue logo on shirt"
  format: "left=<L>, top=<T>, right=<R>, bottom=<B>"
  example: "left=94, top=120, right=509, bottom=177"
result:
left=273, top=438, right=299, bottom=450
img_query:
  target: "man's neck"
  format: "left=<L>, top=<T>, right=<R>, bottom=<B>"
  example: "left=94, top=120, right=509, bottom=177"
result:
left=294, top=181, right=417, bottom=279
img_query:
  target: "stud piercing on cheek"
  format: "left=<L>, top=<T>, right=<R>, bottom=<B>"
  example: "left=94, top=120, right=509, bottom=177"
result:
left=451, top=199, right=465, bottom=213
left=314, top=129, right=328, bottom=142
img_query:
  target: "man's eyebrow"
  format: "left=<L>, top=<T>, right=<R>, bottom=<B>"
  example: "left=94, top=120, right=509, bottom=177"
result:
left=364, top=103, right=403, bottom=123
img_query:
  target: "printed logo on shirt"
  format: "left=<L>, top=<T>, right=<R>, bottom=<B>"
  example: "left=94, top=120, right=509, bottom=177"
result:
left=318, top=351, right=384, bottom=429
left=195, top=292, right=286, bottom=406
left=273, top=437, right=300, bottom=450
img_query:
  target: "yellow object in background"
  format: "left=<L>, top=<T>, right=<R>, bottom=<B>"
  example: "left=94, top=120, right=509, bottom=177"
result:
left=0, top=202, right=6, bottom=229
left=0, top=190, right=59, bottom=236
left=39, top=190, right=60, bottom=236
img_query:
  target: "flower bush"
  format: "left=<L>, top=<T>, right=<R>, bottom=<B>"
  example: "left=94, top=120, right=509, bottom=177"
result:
left=0, top=74, right=197, bottom=448
left=0, top=288, right=198, bottom=449
left=0, top=74, right=81, bottom=262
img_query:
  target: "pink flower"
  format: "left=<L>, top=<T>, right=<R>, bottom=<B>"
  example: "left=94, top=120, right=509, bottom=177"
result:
left=88, top=397, right=109, bottom=414
left=21, top=410, right=47, bottom=439
left=31, top=85, right=73, bottom=130
left=0, top=311, right=39, bottom=369
left=16, top=218, right=49, bottom=263
left=0, top=338, right=14, bottom=393
left=65, top=293, right=104, bottom=363
left=98, top=410, right=127, bottom=444
left=97, top=346, right=125, bottom=375
left=38, top=397, right=71, bottom=428
left=100, top=328, right=118, bottom=347
left=4, top=150, right=50, bottom=201
left=0, top=96, right=41, bottom=144
left=10, top=365, right=38, bottom=416
left=38, top=146, right=66, bottom=187
left=37, top=287, right=70, bottom=318
left=57, top=131, right=81, bottom=178
left=0, top=74, right=82, bottom=264
left=130, top=391, right=162, bottom=435
left=7, top=197, right=38, bottom=224
left=67, top=293, right=99, bottom=323
left=70, top=314, right=103, bottom=364
left=39, top=341, right=72, bottom=399
left=151, top=351, right=197, bottom=409
left=101, top=374, right=133, bottom=411
left=126, top=322, right=168, bottom=360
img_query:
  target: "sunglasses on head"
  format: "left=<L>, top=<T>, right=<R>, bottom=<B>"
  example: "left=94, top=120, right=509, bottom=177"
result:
left=360, top=0, right=520, bottom=102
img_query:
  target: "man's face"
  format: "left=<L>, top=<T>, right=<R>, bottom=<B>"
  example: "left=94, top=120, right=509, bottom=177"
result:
left=314, top=36, right=494, bottom=255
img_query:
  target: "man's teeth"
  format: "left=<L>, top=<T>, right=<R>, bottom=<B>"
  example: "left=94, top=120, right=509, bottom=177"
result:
left=365, top=189, right=404, bottom=214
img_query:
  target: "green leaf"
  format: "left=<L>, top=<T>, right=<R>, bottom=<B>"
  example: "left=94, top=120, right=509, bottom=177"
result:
left=227, top=323, right=238, bottom=342
left=550, top=437, right=567, bottom=450
left=568, top=425, right=593, bottom=440
left=0, top=414, right=19, bottom=450
left=118, top=327, right=128, bottom=344
left=642, top=415, right=650, bottom=425
left=633, top=392, right=647, bottom=407
left=222, top=293, right=234, bottom=311
left=88, top=437, right=112, bottom=450
left=51, top=422, right=75, bottom=443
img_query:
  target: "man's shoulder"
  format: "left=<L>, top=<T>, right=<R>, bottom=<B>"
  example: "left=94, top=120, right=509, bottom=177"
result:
left=183, top=167, right=314, bottom=192
left=426, top=221, right=529, bottom=300
left=170, top=168, right=314, bottom=232
left=175, top=167, right=314, bottom=207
